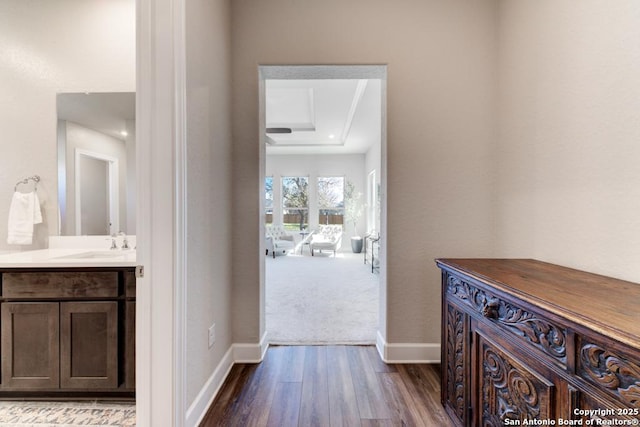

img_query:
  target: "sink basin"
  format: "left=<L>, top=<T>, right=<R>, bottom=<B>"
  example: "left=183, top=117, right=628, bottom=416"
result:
left=55, top=250, right=134, bottom=260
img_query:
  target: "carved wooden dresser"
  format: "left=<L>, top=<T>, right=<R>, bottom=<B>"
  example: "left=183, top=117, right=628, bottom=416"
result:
left=436, top=259, right=640, bottom=427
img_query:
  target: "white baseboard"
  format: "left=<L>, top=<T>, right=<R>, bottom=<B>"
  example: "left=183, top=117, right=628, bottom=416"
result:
left=233, top=331, right=269, bottom=363
left=376, top=331, right=441, bottom=363
left=185, top=332, right=269, bottom=427
left=185, top=346, right=235, bottom=427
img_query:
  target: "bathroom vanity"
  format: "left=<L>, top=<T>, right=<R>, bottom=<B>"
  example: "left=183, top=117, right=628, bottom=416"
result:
left=437, top=259, right=640, bottom=427
left=0, top=248, right=136, bottom=398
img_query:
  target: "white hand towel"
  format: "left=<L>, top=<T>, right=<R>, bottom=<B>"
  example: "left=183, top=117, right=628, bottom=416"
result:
left=7, top=191, right=42, bottom=245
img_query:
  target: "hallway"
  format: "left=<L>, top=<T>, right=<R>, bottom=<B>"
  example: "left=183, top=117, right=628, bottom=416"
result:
left=199, top=345, right=451, bottom=426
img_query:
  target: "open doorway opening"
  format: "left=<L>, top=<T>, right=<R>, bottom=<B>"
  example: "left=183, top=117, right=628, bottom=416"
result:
left=259, top=65, right=386, bottom=345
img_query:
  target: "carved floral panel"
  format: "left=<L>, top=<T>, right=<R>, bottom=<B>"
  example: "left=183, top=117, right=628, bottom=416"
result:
left=480, top=336, right=554, bottom=426
left=578, top=340, right=640, bottom=408
left=445, top=303, right=466, bottom=422
left=446, top=273, right=567, bottom=365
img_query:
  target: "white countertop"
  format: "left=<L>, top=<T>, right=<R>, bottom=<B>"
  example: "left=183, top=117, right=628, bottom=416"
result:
left=0, top=248, right=137, bottom=268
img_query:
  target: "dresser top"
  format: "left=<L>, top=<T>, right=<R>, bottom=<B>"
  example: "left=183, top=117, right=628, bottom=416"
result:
left=436, top=258, right=640, bottom=348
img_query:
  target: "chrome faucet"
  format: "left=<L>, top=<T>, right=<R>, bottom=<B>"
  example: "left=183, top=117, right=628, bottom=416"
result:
left=118, top=231, right=130, bottom=250
left=106, top=232, right=130, bottom=250
left=108, top=236, right=118, bottom=250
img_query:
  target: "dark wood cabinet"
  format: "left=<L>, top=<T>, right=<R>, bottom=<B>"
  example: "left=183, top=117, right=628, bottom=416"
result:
left=125, top=300, right=136, bottom=390
left=442, top=300, right=470, bottom=425
left=1, top=302, right=60, bottom=389
left=60, top=301, right=118, bottom=389
left=474, top=323, right=558, bottom=425
left=437, top=259, right=640, bottom=427
left=0, top=268, right=135, bottom=397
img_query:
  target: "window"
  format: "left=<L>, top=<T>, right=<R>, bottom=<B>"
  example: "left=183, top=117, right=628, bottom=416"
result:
left=265, top=176, right=273, bottom=225
left=282, top=176, right=309, bottom=230
left=367, top=170, right=377, bottom=232
left=318, top=176, right=344, bottom=226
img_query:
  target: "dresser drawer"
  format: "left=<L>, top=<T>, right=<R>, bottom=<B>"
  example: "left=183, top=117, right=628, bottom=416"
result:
left=2, top=272, right=118, bottom=298
left=445, top=271, right=568, bottom=367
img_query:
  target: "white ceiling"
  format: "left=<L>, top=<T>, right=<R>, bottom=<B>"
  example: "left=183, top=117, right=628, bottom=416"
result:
left=265, top=79, right=381, bottom=155
left=57, top=92, right=135, bottom=141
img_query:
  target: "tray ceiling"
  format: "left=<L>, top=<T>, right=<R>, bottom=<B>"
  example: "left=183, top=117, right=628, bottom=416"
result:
left=265, top=79, right=381, bottom=155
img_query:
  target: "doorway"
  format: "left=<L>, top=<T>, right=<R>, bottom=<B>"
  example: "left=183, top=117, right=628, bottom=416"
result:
left=259, top=65, right=387, bottom=345
left=75, top=150, right=119, bottom=235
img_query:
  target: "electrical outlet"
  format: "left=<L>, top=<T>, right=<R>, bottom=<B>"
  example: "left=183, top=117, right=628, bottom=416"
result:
left=208, top=323, right=216, bottom=348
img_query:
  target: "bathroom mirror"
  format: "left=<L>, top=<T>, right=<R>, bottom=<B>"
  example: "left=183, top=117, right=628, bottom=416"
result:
left=57, top=92, right=136, bottom=236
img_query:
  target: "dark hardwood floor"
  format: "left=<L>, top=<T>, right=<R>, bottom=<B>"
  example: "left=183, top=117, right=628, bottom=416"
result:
left=199, top=345, right=453, bottom=427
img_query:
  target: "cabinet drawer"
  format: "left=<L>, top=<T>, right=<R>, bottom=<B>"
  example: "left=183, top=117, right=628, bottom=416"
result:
left=2, top=272, right=118, bottom=298
left=445, top=271, right=568, bottom=367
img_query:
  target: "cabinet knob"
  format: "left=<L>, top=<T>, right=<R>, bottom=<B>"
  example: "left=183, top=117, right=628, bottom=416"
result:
left=481, top=299, right=499, bottom=319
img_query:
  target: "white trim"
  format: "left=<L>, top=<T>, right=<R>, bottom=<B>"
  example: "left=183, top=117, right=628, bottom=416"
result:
left=340, top=79, right=368, bottom=143
left=137, top=0, right=185, bottom=425
left=184, top=335, right=269, bottom=427
left=134, top=0, right=152, bottom=423
left=173, top=0, right=188, bottom=425
left=376, top=331, right=441, bottom=363
left=378, top=75, right=388, bottom=358
left=259, top=65, right=387, bottom=80
left=258, top=64, right=388, bottom=362
left=234, top=331, right=270, bottom=363
left=74, top=148, right=119, bottom=235
left=185, top=346, right=235, bottom=427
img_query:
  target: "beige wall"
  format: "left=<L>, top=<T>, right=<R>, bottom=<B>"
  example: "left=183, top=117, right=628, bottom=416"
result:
left=496, top=1, right=640, bottom=283
left=0, top=0, right=135, bottom=251
left=231, top=0, right=499, bottom=345
left=185, top=0, right=233, bottom=406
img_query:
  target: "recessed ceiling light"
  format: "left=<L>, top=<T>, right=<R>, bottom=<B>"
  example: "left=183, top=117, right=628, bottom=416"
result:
left=120, top=130, right=128, bottom=137
left=328, top=134, right=335, bottom=139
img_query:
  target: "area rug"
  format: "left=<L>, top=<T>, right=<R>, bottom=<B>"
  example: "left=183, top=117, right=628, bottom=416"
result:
left=266, top=251, right=379, bottom=344
left=0, top=401, right=135, bottom=426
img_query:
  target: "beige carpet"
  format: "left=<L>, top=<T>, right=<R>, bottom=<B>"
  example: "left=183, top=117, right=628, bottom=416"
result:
left=0, top=401, right=135, bottom=426
left=266, top=251, right=379, bottom=344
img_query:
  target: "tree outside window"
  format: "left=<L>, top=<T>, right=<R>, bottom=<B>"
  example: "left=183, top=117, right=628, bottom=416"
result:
left=318, top=177, right=344, bottom=226
left=282, top=176, right=309, bottom=230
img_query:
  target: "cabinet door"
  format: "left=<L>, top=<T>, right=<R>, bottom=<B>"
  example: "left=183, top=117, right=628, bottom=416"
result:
left=1, top=302, right=60, bottom=389
left=476, top=330, right=555, bottom=426
left=60, top=301, right=118, bottom=389
left=442, top=301, right=470, bottom=427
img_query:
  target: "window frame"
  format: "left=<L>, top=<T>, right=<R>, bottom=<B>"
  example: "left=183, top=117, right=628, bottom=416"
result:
left=317, top=176, right=345, bottom=226
left=281, top=176, right=310, bottom=231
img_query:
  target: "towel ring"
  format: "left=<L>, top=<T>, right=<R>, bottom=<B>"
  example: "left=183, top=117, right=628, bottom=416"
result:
left=14, top=175, right=40, bottom=192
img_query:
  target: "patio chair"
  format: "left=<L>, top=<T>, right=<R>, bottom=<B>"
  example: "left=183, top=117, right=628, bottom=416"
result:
left=310, top=224, right=343, bottom=256
left=266, top=225, right=295, bottom=258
